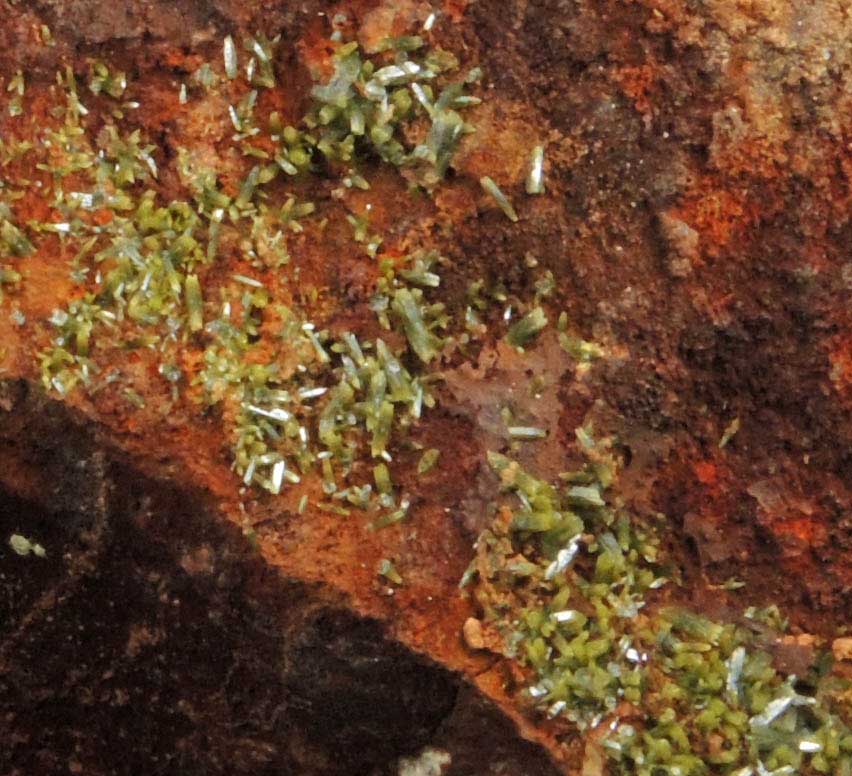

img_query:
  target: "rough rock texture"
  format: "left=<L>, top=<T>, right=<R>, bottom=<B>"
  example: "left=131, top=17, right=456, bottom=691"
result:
left=0, top=382, right=559, bottom=775
left=1, top=0, right=851, bottom=773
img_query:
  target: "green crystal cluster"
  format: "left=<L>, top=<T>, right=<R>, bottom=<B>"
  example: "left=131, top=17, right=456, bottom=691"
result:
left=465, top=432, right=852, bottom=775
left=0, top=28, right=487, bottom=522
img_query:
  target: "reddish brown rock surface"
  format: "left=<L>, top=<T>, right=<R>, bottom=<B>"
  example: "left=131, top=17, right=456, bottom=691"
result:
left=1, top=0, right=851, bottom=774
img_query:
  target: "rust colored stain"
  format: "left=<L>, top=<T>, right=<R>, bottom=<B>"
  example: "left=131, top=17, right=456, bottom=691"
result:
left=612, top=63, right=659, bottom=116
left=443, top=0, right=473, bottom=23
left=772, top=516, right=828, bottom=547
left=298, top=19, right=338, bottom=78
left=670, top=177, right=766, bottom=257
left=692, top=460, right=717, bottom=486
left=829, top=344, right=852, bottom=397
